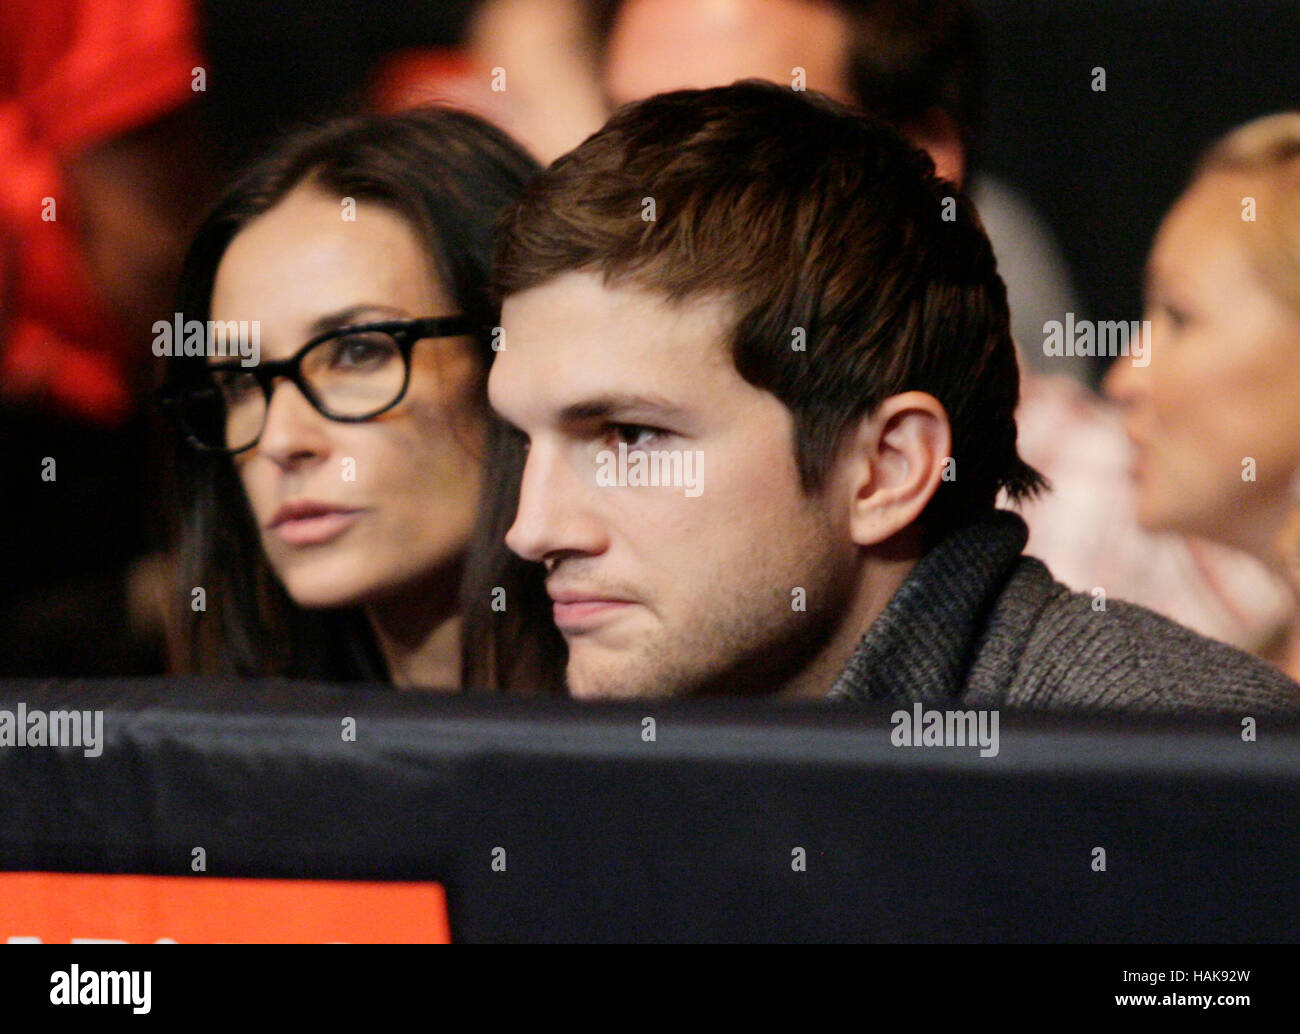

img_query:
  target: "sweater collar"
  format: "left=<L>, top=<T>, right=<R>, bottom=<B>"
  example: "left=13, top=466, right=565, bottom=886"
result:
left=826, top=510, right=1030, bottom=704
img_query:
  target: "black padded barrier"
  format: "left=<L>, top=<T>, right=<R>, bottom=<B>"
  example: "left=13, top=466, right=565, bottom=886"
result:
left=1, top=678, right=1297, bottom=942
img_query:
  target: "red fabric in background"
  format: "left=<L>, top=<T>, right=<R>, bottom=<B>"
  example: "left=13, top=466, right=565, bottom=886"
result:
left=0, top=0, right=202, bottom=425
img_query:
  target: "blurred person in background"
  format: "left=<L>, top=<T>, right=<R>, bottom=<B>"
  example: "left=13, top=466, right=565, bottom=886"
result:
left=598, top=0, right=1086, bottom=381
left=0, top=0, right=215, bottom=674
left=404, top=0, right=1086, bottom=383
left=1106, top=112, right=1300, bottom=682
left=162, top=108, right=541, bottom=687
left=372, top=0, right=608, bottom=172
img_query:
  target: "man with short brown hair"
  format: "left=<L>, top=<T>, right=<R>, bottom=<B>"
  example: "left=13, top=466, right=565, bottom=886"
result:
left=488, top=81, right=1299, bottom=711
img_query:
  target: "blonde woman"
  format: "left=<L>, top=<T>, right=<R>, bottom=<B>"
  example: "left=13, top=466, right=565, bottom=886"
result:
left=1106, top=112, right=1300, bottom=680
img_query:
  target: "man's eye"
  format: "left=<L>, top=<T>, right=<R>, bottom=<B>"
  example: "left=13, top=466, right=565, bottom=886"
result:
left=606, top=423, right=663, bottom=449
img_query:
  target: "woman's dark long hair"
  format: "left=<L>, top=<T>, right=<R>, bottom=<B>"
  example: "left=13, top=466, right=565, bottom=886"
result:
left=458, top=419, right=568, bottom=695
left=164, top=106, right=563, bottom=690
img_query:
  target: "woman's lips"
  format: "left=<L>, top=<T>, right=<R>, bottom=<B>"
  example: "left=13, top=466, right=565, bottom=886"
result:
left=272, top=510, right=362, bottom=546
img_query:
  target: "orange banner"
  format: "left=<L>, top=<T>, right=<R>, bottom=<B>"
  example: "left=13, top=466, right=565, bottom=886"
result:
left=0, top=872, right=450, bottom=943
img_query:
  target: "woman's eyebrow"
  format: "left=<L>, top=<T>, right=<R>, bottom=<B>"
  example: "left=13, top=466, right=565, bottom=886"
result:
left=307, top=304, right=411, bottom=337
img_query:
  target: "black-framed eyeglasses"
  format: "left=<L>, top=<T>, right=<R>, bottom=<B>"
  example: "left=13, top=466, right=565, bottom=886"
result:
left=159, top=316, right=479, bottom=454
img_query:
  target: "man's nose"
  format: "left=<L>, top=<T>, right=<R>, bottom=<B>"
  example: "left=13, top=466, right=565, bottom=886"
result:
left=505, top=441, right=607, bottom=565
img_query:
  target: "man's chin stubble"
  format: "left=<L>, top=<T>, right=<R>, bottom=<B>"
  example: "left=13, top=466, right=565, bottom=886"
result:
left=564, top=622, right=835, bottom=700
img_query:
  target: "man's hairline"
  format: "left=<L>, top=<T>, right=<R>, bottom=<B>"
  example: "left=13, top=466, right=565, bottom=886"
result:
left=493, top=266, right=744, bottom=408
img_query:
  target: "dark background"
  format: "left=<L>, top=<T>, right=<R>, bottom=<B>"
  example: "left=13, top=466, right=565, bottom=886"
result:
left=979, top=0, right=1299, bottom=331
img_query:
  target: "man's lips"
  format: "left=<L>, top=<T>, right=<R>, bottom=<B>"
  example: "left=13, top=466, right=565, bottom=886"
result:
left=268, top=501, right=363, bottom=546
left=548, top=589, right=637, bottom=632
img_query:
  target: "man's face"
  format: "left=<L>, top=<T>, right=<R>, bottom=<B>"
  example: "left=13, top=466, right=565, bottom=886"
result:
left=490, top=271, right=859, bottom=699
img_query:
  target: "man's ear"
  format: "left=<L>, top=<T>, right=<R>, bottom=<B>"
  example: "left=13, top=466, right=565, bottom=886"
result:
left=838, top=392, right=952, bottom=547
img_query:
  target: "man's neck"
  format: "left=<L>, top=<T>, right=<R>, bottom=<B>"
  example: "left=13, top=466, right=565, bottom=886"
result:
left=778, top=545, right=921, bottom=700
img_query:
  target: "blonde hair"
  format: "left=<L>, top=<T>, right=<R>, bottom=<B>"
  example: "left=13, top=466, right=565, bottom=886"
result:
left=1197, top=112, right=1300, bottom=312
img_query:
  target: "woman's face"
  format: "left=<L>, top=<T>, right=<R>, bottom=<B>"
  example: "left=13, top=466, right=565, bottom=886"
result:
left=209, top=183, right=485, bottom=609
left=1105, top=170, right=1300, bottom=553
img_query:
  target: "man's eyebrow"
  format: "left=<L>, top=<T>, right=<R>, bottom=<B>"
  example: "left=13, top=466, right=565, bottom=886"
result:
left=307, top=304, right=410, bottom=337
left=557, top=393, right=688, bottom=424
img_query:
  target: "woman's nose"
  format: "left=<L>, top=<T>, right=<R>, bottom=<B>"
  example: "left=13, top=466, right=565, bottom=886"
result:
left=254, top=378, right=334, bottom=468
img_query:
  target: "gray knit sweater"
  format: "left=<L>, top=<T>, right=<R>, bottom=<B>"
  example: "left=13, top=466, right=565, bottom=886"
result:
left=826, top=510, right=1300, bottom=713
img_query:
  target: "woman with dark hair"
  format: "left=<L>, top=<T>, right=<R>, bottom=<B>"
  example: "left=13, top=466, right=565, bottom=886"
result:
left=161, top=106, right=561, bottom=689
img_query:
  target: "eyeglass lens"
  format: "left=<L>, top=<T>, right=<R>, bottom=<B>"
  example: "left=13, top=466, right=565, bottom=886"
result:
left=182, top=328, right=408, bottom=450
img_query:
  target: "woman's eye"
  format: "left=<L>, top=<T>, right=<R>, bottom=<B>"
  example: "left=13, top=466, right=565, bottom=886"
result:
left=331, top=334, right=398, bottom=369
left=214, top=371, right=258, bottom=403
